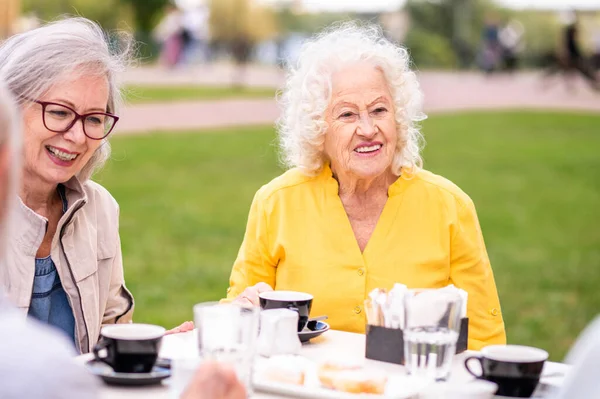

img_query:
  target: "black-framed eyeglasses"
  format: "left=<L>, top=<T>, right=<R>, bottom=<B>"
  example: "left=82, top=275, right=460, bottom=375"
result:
left=27, top=98, right=119, bottom=140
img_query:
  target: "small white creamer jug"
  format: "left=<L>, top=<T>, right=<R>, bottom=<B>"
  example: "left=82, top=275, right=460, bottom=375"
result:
left=257, top=308, right=302, bottom=357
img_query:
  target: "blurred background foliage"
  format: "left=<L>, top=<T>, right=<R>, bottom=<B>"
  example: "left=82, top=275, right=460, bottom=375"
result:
left=208, top=0, right=278, bottom=44
left=402, top=0, right=563, bottom=69
left=19, top=0, right=598, bottom=69
left=22, top=0, right=134, bottom=30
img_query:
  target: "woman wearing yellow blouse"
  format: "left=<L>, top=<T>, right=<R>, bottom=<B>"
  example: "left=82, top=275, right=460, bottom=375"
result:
left=226, top=23, right=506, bottom=350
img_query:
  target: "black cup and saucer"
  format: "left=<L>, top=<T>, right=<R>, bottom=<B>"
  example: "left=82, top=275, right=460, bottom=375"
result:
left=298, top=319, right=330, bottom=342
left=258, top=290, right=330, bottom=342
left=465, top=344, right=549, bottom=397
left=86, top=323, right=170, bottom=386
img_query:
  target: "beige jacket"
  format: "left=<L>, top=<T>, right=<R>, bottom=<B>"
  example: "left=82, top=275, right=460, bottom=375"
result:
left=1, top=177, right=134, bottom=354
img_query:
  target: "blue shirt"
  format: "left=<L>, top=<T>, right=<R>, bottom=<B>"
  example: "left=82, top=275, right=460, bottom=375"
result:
left=27, top=185, right=76, bottom=346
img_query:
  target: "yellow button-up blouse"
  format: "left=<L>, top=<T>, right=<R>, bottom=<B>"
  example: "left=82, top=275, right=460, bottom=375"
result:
left=227, top=165, right=506, bottom=350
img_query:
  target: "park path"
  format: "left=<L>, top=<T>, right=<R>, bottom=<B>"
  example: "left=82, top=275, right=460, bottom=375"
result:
left=118, top=64, right=600, bottom=134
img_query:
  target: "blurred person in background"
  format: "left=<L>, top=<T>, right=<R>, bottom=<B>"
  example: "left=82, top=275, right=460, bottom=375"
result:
left=544, top=15, right=599, bottom=91
left=479, top=13, right=502, bottom=73
left=562, top=17, right=598, bottom=88
left=0, top=17, right=193, bottom=354
left=591, top=27, right=600, bottom=71
left=154, top=3, right=185, bottom=68
left=540, top=15, right=599, bottom=92
left=498, top=19, right=525, bottom=73
left=227, top=22, right=506, bottom=350
left=181, top=4, right=211, bottom=64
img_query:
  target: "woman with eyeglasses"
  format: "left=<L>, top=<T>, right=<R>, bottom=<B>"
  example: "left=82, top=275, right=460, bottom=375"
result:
left=0, top=17, right=192, bottom=353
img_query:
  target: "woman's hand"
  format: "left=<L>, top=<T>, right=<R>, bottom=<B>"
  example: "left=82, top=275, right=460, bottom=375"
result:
left=233, top=282, right=273, bottom=307
left=180, top=361, right=246, bottom=399
left=164, top=320, right=195, bottom=335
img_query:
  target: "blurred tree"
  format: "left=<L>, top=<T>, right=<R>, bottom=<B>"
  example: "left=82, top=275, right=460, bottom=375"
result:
left=514, top=11, right=561, bottom=67
left=209, top=0, right=277, bottom=45
left=403, top=0, right=572, bottom=70
left=22, top=0, right=133, bottom=30
left=22, top=0, right=64, bottom=19
left=121, top=0, right=168, bottom=35
left=275, top=8, right=352, bottom=35
left=404, top=0, right=501, bottom=69
left=404, top=0, right=453, bottom=68
left=208, top=0, right=278, bottom=86
left=120, top=0, right=169, bottom=61
left=404, top=28, right=458, bottom=68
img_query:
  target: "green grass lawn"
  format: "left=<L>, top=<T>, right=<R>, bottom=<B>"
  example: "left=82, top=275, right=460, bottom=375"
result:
left=123, top=85, right=277, bottom=104
left=95, top=111, right=600, bottom=361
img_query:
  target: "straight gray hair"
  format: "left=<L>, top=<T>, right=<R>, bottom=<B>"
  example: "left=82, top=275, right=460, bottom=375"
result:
left=0, top=81, right=22, bottom=259
left=0, top=17, right=133, bottom=181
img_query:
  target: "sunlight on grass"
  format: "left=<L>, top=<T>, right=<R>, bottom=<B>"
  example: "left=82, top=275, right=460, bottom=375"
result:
left=123, top=85, right=277, bottom=104
left=97, top=111, right=600, bottom=360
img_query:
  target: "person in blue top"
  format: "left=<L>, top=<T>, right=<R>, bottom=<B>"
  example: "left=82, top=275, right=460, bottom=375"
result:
left=0, top=17, right=194, bottom=353
left=0, top=37, right=243, bottom=399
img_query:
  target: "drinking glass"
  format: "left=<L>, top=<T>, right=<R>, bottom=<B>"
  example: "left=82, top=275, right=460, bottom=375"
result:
left=193, top=302, right=260, bottom=395
left=403, top=289, right=463, bottom=381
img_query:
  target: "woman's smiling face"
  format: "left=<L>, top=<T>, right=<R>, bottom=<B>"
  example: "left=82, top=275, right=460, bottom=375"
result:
left=324, top=63, right=397, bottom=181
left=22, top=74, right=109, bottom=185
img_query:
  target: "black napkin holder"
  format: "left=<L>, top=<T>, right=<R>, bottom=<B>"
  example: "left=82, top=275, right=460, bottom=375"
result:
left=365, top=317, right=469, bottom=365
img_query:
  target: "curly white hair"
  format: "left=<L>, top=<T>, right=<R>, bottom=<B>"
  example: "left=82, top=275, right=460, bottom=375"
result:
left=278, top=22, right=427, bottom=176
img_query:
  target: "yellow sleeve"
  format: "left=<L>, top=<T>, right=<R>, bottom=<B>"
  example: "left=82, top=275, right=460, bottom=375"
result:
left=225, top=190, right=277, bottom=300
left=450, top=197, right=507, bottom=350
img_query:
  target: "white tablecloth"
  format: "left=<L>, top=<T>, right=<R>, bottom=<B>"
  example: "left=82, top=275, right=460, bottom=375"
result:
left=85, top=329, right=568, bottom=398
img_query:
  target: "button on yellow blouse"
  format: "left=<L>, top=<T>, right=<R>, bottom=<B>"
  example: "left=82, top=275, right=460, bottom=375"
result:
left=226, top=165, right=507, bottom=350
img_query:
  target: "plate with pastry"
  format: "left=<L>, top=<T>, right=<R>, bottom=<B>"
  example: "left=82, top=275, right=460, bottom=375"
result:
left=254, top=355, right=428, bottom=398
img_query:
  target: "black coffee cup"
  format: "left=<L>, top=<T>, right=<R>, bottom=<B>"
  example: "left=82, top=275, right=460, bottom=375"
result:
left=465, top=345, right=549, bottom=398
left=259, top=291, right=313, bottom=332
left=93, top=324, right=165, bottom=373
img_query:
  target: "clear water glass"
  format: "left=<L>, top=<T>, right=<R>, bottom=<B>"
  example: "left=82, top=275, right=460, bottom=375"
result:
left=403, top=289, right=463, bottom=381
left=193, top=302, right=260, bottom=395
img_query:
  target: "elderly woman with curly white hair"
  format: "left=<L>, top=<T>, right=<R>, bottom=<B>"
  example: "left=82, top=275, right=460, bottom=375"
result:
left=227, top=23, right=506, bottom=350
left=0, top=17, right=193, bottom=354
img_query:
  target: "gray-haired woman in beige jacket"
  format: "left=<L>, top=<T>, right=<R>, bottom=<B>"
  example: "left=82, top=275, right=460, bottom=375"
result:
left=0, top=70, right=238, bottom=399
left=0, top=18, right=193, bottom=354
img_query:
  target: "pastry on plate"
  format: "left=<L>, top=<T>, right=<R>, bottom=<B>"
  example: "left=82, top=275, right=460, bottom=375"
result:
left=317, top=360, right=386, bottom=394
left=256, top=355, right=310, bottom=386
left=329, top=370, right=387, bottom=395
left=317, top=359, right=362, bottom=389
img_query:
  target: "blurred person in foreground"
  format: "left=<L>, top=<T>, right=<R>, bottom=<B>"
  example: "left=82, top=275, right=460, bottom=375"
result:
left=227, top=23, right=506, bottom=350
left=0, top=17, right=192, bottom=354
left=0, top=40, right=243, bottom=399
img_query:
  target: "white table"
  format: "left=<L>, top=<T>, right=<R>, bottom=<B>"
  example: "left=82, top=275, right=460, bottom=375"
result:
left=87, top=329, right=568, bottom=398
